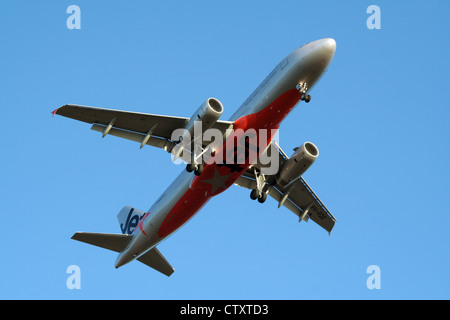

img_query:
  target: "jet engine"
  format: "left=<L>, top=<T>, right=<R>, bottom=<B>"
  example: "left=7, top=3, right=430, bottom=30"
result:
left=276, top=142, right=319, bottom=188
left=178, top=97, right=224, bottom=144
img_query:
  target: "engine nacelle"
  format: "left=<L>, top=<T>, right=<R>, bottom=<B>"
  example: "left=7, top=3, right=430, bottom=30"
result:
left=179, top=97, right=224, bottom=144
left=276, top=142, right=319, bottom=188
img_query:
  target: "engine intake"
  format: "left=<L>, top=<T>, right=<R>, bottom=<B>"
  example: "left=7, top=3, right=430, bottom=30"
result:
left=276, top=142, right=319, bottom=188
left=180, top=97, right=224, bottom=144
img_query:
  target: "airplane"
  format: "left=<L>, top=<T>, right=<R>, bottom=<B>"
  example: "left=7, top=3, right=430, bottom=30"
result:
left=53, top=38, right=337, bottom=277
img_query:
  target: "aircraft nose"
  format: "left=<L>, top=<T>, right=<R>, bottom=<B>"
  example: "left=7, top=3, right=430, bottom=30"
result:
left=319, top=38, right=336, bottom=51
left=311, top=38, right=336, bottom=63
left=290, top=38, right=336, bottom=93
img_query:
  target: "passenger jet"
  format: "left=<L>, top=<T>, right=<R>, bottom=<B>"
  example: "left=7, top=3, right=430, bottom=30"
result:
left=54, top=38, right=337, bottom=276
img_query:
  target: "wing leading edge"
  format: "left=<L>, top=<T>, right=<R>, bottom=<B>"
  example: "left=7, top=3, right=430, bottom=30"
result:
left=54, top=104, right=234, bottom=158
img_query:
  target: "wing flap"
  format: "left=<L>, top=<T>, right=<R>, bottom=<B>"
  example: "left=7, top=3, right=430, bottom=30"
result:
left=56, top=104, right=188, bottom=138
left=90, top=124, right=175, bottom=151
left=234, top=175, right=302, bottom=217
left=235, top=174, right=335, bottom=232
left=55, top=104, right=234, bottom=152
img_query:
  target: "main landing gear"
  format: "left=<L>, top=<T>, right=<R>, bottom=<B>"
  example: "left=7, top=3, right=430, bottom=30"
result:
left=250, top=189, right=267, bottom=203
left=185, top=142, right=204, bottom=176
left=186, top=163, right=204, bottom=176
left=249, top=168, right=269, bottom=203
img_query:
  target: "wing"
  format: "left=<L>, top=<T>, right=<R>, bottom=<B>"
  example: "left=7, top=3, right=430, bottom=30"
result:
left=54, top=104, right=234, bottom=158
left=235, top=141, right=336, bottom=233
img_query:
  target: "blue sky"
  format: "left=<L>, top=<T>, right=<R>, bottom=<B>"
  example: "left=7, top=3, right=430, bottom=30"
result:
left=1, top=1, right=449, bottom=299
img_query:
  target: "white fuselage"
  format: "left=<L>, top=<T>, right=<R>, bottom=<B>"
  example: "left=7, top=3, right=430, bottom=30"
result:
left=115, top=38, right=337, bottom=268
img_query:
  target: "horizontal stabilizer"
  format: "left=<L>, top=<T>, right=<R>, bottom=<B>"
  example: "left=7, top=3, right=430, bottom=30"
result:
left=137, top=247, right=175, bottom=277
left=72, top=232, right=132, bottom=253
left=72, top=232, right=174, bottom=276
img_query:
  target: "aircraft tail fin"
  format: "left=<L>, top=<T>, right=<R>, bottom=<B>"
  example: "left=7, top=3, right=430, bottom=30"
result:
left=117, top=206, right=146, bottom=235
left=71, top=232, right=132, bottom=252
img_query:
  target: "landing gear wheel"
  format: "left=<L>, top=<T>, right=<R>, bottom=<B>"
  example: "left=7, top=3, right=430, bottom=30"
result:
left=250, top=189, right=267, bottom=203
left=194, top=164, right=204, bottom=176
left=257, top=192, right=267, bottom=203
left=187, top=163, right=203, bottom=175
left=301, top=93, right=311, bottom=103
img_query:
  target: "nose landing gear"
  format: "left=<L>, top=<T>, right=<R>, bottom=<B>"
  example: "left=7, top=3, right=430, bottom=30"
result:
left=297, top=82, right=311, bottom=103
left=300, top=93, right=311, bottom=103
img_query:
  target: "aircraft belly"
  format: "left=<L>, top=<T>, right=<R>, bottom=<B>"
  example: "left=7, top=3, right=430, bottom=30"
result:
left=127, top=51, right=314, bottom=253
left=157, top=184, right=212, bottom=238
left=156, top=89, right=301, bottom=239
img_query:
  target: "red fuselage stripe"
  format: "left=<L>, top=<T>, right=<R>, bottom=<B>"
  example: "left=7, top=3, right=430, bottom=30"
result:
left=157, top=89, right=301, bottom=238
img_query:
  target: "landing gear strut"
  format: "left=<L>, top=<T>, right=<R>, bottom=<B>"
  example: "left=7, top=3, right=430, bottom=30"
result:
left=297, top=82, right=311, bottom=103
left=186, top=142, right=204, bottom=176
left=249, top=168, right=268, bottom=203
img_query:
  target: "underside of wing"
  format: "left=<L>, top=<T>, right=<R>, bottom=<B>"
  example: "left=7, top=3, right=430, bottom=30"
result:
left=235, top=174, right=336, bottom=233
left=54, top=104, right=233, bottom=156
left=235, top=141, right=336, bottom=233
left=137, top=247, right=175, bottom=277
left=56, top=104, right=190, bottom=137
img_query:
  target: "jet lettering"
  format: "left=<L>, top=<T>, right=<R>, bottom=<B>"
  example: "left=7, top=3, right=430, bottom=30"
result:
left=120, top=208, right=144, bottom=234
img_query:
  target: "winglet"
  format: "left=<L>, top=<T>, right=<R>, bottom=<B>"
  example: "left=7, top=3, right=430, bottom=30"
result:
left=51, top=108, right=59, bottom=117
